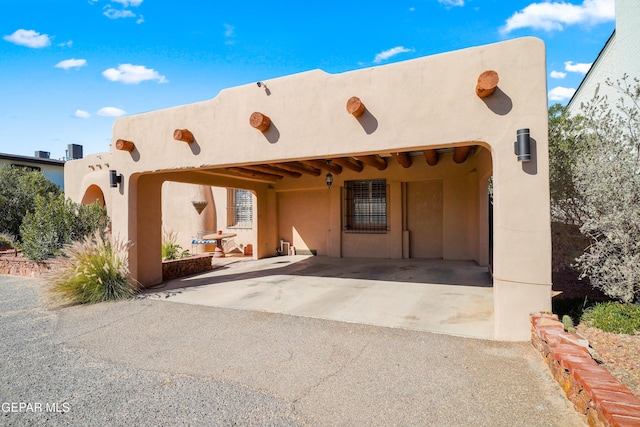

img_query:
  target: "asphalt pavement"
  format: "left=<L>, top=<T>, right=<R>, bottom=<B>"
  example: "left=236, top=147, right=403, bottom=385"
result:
left=0, top=274, right=585, bottom=426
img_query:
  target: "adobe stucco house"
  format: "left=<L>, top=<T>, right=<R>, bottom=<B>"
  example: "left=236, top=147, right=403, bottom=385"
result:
left=65, top=37, right=552, bottom=341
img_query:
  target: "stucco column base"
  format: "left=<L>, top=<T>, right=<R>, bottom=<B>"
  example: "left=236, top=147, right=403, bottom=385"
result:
left=493, top=279, right=551, bottom=341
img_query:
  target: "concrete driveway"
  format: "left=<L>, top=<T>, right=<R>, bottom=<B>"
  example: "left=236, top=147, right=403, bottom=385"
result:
left=1, top=274, right=585, bottom=426
left=146, top=255, right=495, bottom=339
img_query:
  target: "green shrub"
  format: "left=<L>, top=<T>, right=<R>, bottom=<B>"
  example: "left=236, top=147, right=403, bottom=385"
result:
left=0, top=232, right=17, bottom=250
left=48, top=231, right=139, bottom=305
left=19, top=194, right=108, bottom=261
left=580, top=302, right=640, bottom=334
left=0, top=165, right=61, bottom=239
left=561, top=314, right=576, bottom=333
left=161, top=229, right=189, bottom=261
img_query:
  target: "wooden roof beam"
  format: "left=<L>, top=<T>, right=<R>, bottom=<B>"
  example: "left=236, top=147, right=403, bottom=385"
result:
left=244, top=164, right=302, bottom=178
left=453, top=146, right=473, bottom=164
left=354, top=154, right=387, bottom=171
left=331, top=157, right=364, bottom=173
left=302, top=159, right=343, bottom=175
left=424, top=149, right=439, bottom=166
left=224, top=167, right=283, bottom=182
left=476, top=70, right=499, bottom=98
left=391, top=152, right=412, bottom=168
left=277, top=162, right=322, bottom=176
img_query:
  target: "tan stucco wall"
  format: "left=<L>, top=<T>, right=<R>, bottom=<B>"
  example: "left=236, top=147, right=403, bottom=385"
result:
left=64, top=37, right=551, bottom=340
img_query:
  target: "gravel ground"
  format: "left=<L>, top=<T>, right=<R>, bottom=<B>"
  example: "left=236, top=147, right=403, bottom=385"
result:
left=577, top=325, right=640, bottom=398
left=1, top=275, right=586, bottom=426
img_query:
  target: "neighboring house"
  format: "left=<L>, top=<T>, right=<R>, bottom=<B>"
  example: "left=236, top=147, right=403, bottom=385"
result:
left=64, top=37, right=552, bottom=341
left=566, top=0, right=640, bottom=114
left=0, top=152, right=65, bottom=188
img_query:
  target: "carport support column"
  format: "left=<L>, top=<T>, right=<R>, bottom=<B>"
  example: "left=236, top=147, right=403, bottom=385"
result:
left=126, top=174, right=164, bottom=287
left=492, top=126, right=552, bottom=341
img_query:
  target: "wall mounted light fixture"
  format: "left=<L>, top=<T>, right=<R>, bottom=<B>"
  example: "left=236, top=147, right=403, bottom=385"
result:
left=109, top=170, right=122, bottom=188
left=325, top=172, right=333, bottom=189
left=514, top=128, right=531, bottom=162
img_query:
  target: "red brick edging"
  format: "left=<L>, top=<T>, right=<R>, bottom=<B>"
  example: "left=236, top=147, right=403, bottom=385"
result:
left=531, top=313, right=640, bottom=427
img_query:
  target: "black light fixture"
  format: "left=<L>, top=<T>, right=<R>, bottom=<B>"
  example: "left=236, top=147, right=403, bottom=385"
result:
left=109, top=170, right=122, bottom=188
left=325, top=172, right=333, bottom=189
left=514, top=128, right=531, bottom=162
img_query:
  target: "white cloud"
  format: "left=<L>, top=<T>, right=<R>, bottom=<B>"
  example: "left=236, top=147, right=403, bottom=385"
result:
left=97, top=107, right=126, bottom=117
left=55, top=58, right=87, bottom=70
left=58, top=40, right=73, bottom=47
left=224, top=24, right=236, bottom=45
left=550, top=70, right=567, bottom=79
left=74, top=110, right=91, bottom=119
left=110, top=0, right=143, bottom=6
left=136, top=15, right=145, bottom=24
left=548, top=86, right=576, bottom=101
left=102, top=63, right=168, bottom=84
left=565, top=61, right=592, bottom=74
left=3, top=29, right=51, bottom=48
left=500, top=0, right=614, bottom=34
left=373, top=46, right=414, bottom=64
left=438, top=0, right=464, bottom=7
left=104, top=8, right=135, bottom=19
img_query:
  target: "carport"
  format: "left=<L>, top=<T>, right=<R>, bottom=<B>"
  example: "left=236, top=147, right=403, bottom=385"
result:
left=146, top=256, right=495, bottom=340
left=65, top=37, right=552, bottom=340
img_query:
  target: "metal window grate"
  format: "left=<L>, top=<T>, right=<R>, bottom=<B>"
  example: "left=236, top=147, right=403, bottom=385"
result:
left=344, top=179, right=388, bottom=233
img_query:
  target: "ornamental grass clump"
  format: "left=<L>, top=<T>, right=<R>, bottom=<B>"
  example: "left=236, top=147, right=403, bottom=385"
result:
left=48, top=231, right=139, bottom=305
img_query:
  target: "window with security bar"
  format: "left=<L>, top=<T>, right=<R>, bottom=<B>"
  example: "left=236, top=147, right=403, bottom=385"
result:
left=344, top=179, right=388, bottom=233
left=227, top=189, right=253, bottom=228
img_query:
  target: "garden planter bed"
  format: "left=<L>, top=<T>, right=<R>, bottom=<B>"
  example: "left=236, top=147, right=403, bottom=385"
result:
left=0, top=254, right=59, bottom=277
left=162, top=253, right=213, bottom=282
left=531, top=313, right=640, bottom=426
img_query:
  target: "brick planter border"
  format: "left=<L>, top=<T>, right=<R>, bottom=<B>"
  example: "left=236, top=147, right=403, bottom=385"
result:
left=161, top=254, right=213, bottom=282
left=531, top=312, right=640, bottom=427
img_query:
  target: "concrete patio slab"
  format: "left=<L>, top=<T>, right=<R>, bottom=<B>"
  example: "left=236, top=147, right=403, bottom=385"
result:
left=146, top=255, right=494, bottom=339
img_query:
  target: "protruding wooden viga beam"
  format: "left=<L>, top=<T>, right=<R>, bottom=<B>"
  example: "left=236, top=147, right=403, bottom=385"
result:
left=391, top=152, right=412, bottom=168
left=331, top=157, right=364, bottom=173
left=173, top=129, right=195, bottom=143
left=224, top=167, right=283, bottom=182
left=475, top=70, right=499, bottom=98
left=424, top=149, right=439, bottom=166
left=250, top=112, right=271, bottom=131
left=302, top=160, right=343, bottom=175
left=115, top=139, right=135, bottom=152
left=346, top=96, right=366, bottom=117
left=277, top=162, right=322, bottom=176
left=453, top=146, right=472, bottom=164
left=354, top=154, right=387, bottom=171
left=244, top=164, right=302, bottom=178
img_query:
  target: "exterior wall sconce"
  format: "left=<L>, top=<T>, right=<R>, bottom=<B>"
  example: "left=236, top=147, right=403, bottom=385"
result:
left=109, top=170, right=123, bottom=188
left=514, top=128, right=531, bottom=162
left=325, top=172, right=333, bottom=189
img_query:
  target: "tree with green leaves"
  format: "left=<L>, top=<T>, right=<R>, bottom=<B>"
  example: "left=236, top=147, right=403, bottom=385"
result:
left=550, top=75, right=640, bottom=303
left=0, top=166, right=61, bottom=239
left=19, top=193, right=108, bottom=261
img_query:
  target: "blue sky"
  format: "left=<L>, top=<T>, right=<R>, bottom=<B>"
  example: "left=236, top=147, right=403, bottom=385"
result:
left=0, top=0, right=615, bottom=159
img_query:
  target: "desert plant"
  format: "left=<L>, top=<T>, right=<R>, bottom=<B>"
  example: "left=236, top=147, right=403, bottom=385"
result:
left=580, top=302, right=640, bottom=335
left=0, top=165, right=61, bottom=239
left=571, top=76, right=640, bottom=303
left=0, top=232, right=17, bottom=250
left=161, top=229, right=189, bottom=261
left=48, top=231, right=139, bottom=305
left=561, top=314, right=576, bottom=333
left=19, top=194, right=108, bottom=261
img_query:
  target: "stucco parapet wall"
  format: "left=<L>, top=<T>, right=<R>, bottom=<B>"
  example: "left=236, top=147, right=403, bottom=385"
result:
left=102, top=37, right=547, bottom=175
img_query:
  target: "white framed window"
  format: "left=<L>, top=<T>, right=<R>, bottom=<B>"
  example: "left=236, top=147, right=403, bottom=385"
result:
left=227, top=189, right=253, bottom=228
